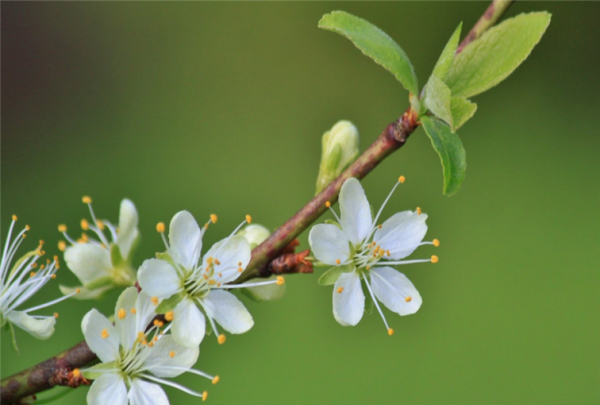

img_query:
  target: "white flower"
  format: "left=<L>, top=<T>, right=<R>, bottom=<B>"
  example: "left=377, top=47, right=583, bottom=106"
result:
left=308, top=177, right=439, bottom=334
left=59, top=197, right=139, bottom=299
left=0, top=215, right=76, bottom=347
left=138, top=212, right=283, bottom=348
left=82, top=287, right=217, bottom=405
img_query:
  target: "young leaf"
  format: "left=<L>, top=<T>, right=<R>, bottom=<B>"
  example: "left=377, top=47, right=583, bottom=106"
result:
left=446, top=12, right=551, bottom=98
left=318, top=264, right=354, bottom=286
left=421, top=116, right=466, bottom=196
left=319, top=11, right=418, bottom=95
left=422, top=75, right=453, bottom=127
left=8, top=321, right=19, bottom=353
left=431, top=23, right=462, bottom=80
left=451, top=96, right=477, bottom=131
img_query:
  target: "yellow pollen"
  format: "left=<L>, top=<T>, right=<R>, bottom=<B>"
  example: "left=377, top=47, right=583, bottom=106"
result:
left=29, top=272, right=36, bottom=277
left=165, top=311, right=174, bottom=321
left=22, top=234, right=27, bottom=239
left=238, top=267, right=243, bottom=273
left=142, top=340, right=148, bottom=346
left=151, top=297, right=159, bottom=306
left=25, top=225, right=31, bottom=231
left=54, top=312, right=59, bottom=318
left=245, top=214, right=252, bottom=224
left=131, top=308, right=137, bottom=314
left=82, top=196, right=92, bottom=204
left=433, top=239, right=440, bottom=247
left=386, top=250, right=391, bottom=257
left=137, top=332, right=145, bottom=341
left=215, top=259, right=221, bottom=265
left=58, top=241, right=67, bottom=251
left=388, top=328, right=394, bottom=336
left=117, top=309, right=126, bottom=320
left=366, top=266, right=371, bottom=270
left=398, top=176, right=406, bottom=183
left=378, top=224, right=382, bottom=229
left=169, top=351, right=175, bottom=358
left=101, top=329, right=109, bottom=339
left=72, top=368, right=81, bottom=377
left=325, top=201, right=331, bottom=208
left=148, top=341, right=154, bottom=348
left=31, top=263, right=38, bottom=268
left=203, top=274, right=209, bottom=280
left=374, top=246, right=380, bottom=254
left=81, top=233, right=89, bottom=242
left=238, top=262, right=242, bottom=266
left=156, top=222, right=165, bottom=233
left=416, top=207, right=422, bottom=215
left=212, top=375, right=220, bottom=385
left=154, top=320, right=161, bottom=327
left=337, top=287, right=344, bottom=293
left=431, top=255, right=439, bottom=264
left=80, top=219, right=89, bottom=230
left=208, top=279, right=216, bottom=286
left=217, top=282, right=221, bottom=287
left=58, top=224, right=67, bottom=233
left=405, top=296, right=412, bottom=303
left=210, top=214, right=218, bottom=224
left=51, top=274, right=57, bottom=279
left=12, top=214, right=17, bottom=221
left=218, top=272, right=222, bottom=277
left=218, top=334, right=226, bottom=345
left=76, top=288, right=81, bottom=293
left=206, top=257, right=214, bottom=265
left=336, top=259, right=341, bottom=265
left=40, top=264, right=46, bottom=270
left=276, top=276, right=285, bottom=285
left=202, top=391, right=208, bottom=401
left=53, top=255, right=58, bottom=261
left=96, top=220, right=105, bottom=230
left=39, top=240, right=44, bottom=245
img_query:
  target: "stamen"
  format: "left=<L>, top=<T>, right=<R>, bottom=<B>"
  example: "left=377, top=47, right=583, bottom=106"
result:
left=405, top=296, right=412, bottom=303
left=131, top=308, right=137, bottom=314
left=82, top=196, right=92, bottom=204
left=81, top=219, right=89, bottom=230
left=416, top=207, right=422, bottom=215
left=337, top=287, right=344, bottom=293
left=151, top=297, right=159, bottom=306
left=58, top=241, right=67, bottom=251
left=165, top=311, right=174, bottom=321
left=203, top=391, right=208, bottom=401
left=245, top=215, right=252, bottom=224
left=431, top=255, right=439, bottom=264
left=218, top=334, right=226, bottom=345
left=118, top=309, right=126, bottom=319
left=433, top=239, right=440, bottom=247
left=54, top=312, right=59, bottom=318
left=101, top=329, right=109, bottom=339
left=156, top=222, right=165, bottom=233
left=96, top=220, right=105, bottom=230
left=210, top=214, right=218, bottom=224
left=58, top=224, right=67, bottom=233
left=362, top=274, right=392, bottom=334
left=212, top=376, right=220, bottom=385
left=371, top=177, right=403, bottom=231
left=169, top=351, right=175, bottom=358
left=73, top=368, right=80, bottom=377
left=276, top=276, right=285, bottom=285
left=398, top=175, right=406, bottom=183
left=325, top=201, right=331, bottom=208
left=12, top=214, right=18, bottom=221
left=336, top=259, right=341, bottom=265
left=388, top=328, right=394, bottom=336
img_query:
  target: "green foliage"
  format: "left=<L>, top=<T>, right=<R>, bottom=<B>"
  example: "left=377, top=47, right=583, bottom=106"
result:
left=155, top=291, right=186, bottom=314
left=319, top=11, right=418, bottom=95
left=423, top=75, right=453, bottom=127
left=431, top=23, right=462, bottom=81
left=446, top=12, right=551, bottom=98
left=450, top=96, right=477, bottom=131
left=421, top=116, right=466, bottom=196
left=318, top=264, right=354, bottom=286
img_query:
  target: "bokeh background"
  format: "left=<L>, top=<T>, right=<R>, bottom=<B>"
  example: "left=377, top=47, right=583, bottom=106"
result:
left=2, top=2, right=599, bottom=404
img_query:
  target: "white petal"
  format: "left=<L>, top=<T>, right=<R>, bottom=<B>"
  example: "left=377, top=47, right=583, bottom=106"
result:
left=138, top=259, right=182, bottom=299
left=308, top=224, right=351, bottom=266
left=332, top=271, right=364, bottom=326
left=339, top=177, right=372, bottom=244
left=202, top=290, right=254, bottom=334
left=141, top=335, right=199, bottom=378
left=64, top=244, right=112, bottom=286
left=374, top=211, right=428, bottom=260
left=370, top=267, right=422, bottom=316
left=87, top=373, right=128, bottom=405
left=59, top=284, right=112, bottom=300
left=116, top=199, right=139, bottom=259
left=202, top=235, right=251, bottom=284
left=169, top=211, right=202, bottom=270
left=7, top=311, right=55, bottom=340
left=172, top=298, right=205, bottom=348
left=128, top=378, right=169, bottom=405
left=81, top=309, right=119, bottom=363
left=136, top=292, right=161, bottom=335
left=114, top=287, right=138, bottom=352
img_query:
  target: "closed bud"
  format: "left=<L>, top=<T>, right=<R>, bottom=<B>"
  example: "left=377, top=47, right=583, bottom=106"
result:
left=315, top=120, right=360, bottom=195
left=237, top=224, right=270, bottom=250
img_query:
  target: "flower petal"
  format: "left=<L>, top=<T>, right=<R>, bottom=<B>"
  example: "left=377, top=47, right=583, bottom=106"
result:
left=339, top=177, right=372, bottom=244
left=64, top=243, right=112, bottom=286
left=7, top=311, right=55, bottom=340
left=169, top=211, right=202, bottom=270
left=136, top=292, right=161, bottom=336
left=202, top=235, right=251, bottom=284
left=370, top=266, right=422, bottom=316
left=172, top=297, right=205, bottom=348
left=87, top=373, right=128, bottom=405
left=140, top=335, right=199, bottom=378
left=374, top=211, right=428, bottom=260
left=114, top=287, right=138, bottom=352
left=81, top=309, right=119, bottom=363
left=128, top=378, right=169, bottom=405
left=308, top=224, right=351, bottom=266
left=116, top=199, right=139, bottom=259
left=59, top=284, right=112, bottom=300
left=202, top=290, right=254, bottom=334
left=138, top=259, right=182, bottom=299
left=332, top=271, right=364, bottom=326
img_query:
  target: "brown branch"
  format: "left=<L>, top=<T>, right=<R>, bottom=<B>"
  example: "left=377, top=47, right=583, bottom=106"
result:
left=0, top=2, right=513, bottom=403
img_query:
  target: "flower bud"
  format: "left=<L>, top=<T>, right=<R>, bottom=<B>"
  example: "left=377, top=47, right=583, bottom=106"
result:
left=315, top=120, right=360, bottom=195
left=237, top=224, right=270, bottom=250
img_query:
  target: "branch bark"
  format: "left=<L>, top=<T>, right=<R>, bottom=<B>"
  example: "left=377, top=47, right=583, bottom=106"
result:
left=0, top=1, right=513, bottom=403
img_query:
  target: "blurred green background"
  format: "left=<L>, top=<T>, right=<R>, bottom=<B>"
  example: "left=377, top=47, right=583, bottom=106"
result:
left=2, top=2, right=599, bottom=404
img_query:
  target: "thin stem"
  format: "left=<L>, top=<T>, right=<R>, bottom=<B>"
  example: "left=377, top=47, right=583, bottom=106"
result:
left=456, top=0, right=515, bottom=54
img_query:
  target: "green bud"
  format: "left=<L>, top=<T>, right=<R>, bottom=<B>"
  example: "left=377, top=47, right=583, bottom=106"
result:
left=315, top=120, right=360, bottom=195
left=237, top=224, right=270, bottom=250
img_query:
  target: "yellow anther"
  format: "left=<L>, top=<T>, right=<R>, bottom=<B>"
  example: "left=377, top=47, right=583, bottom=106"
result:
left=82, top=196, right=92, bottom=204
left=58, top=241, right=66, bottom=251
left=245, top=214, right=252, bottom=224
left=131, top=308, right=137, bottom=314
left=51, top=274, right=56, bottom=279
left=218, top=272, right=222, bottom=278
left=431, top=255, right=439, bottom=264
left=72, top=368, right=81, bottom=377
left=54, top=312, right=59, bottom=318
left=374, top=246, right=380, bottom=254
left=76, top=288, right=81, bottom=293
left=101, top=329, right=109, bottom=339
left=169, top=351, right=175, bottom=358
left=208, top=279, right=216, bottom=286
left=40, top=264, right=46, bottom=270
left=398, top=176, right=405, bottom=184
left=405, top=296, right=412, bottom=303
left=31, top=263, right=38, bottom=268
left=80, top=219, right=89, bottom=230
left=25, top=225, right=31, bottom=231
left=165, top=311, right=174, bottom=321
left=12, top=214, right=17, bottom=221
left=115, top=309, right=125, bottom=320
left=366, top=266, right=371, bottom=270
left=39, top=240, right=44, bottom=245
left=218, top=334, right=226, bottom=345
left=388, top=328, right=394, bottom=336
left=96, top=220, right=105, bottom=230
left=210, top=214, right=218, bottom=224
left=336, top=259, right=341, bottom=265
left=337, top=287, right=344, bottom=294
left=276, top=276, right=285, bottom=285
left=137, top=332, right=145, bottom=341
left=378, top=224, right=382, bottom=229
left=386, top=250, right=391, bottom=257
left=151, top=297, right=159, bottom=306
left=153, top=320, right=161, bottom=327
left=325, top=201, right=331, bottom=208
left=22, top=234, right=27, bottom=239
left=81, top=233, right=89, bottom=243
left=58, top=224, right=67, bottom=232
left=202, top=391, right=208, bottom=401
left=148, top=342, right=154, bottom=348
left=30, top=272, right=36, bottom=277
left=142, top=340, right=148, bottom=346
left=212, top=375, right=220, bottom=385
left=238, top=267, right=243, bottom=273
left=238, top=261, right=242, bottom=266
left=156, top=222, right=165, bottom=233
left=206, top=257, right=214, bottom=265
left=53, top=255, right=58, bottom=261
left=215, top=259, right=221, bottom=266
left=416, top=207, right=422, bottom=215
left=433, top=239, right=440, bottom=247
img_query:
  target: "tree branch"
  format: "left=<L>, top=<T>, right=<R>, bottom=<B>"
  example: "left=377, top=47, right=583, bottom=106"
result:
left=0, top=2, right=514, bottom=403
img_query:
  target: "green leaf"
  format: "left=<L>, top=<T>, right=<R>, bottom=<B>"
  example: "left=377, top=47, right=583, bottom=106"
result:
left=421, top=116, right=466, bottom=196
left=446, top=12, right=551, bottom=98
left=155, top=291, right=186, bottom=314
left=318, top=264, right=354, bottom=286
left=83, top=361, right=117, bottom=380
left=431, top=23, right=462, bottom=80
left=319, top=11, right=418, bottom=95
left=422, top=75, right=453, bottom=127
left=8, top=321, right=19, bottom=353
left=450, top=96, right=477, bottom=131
